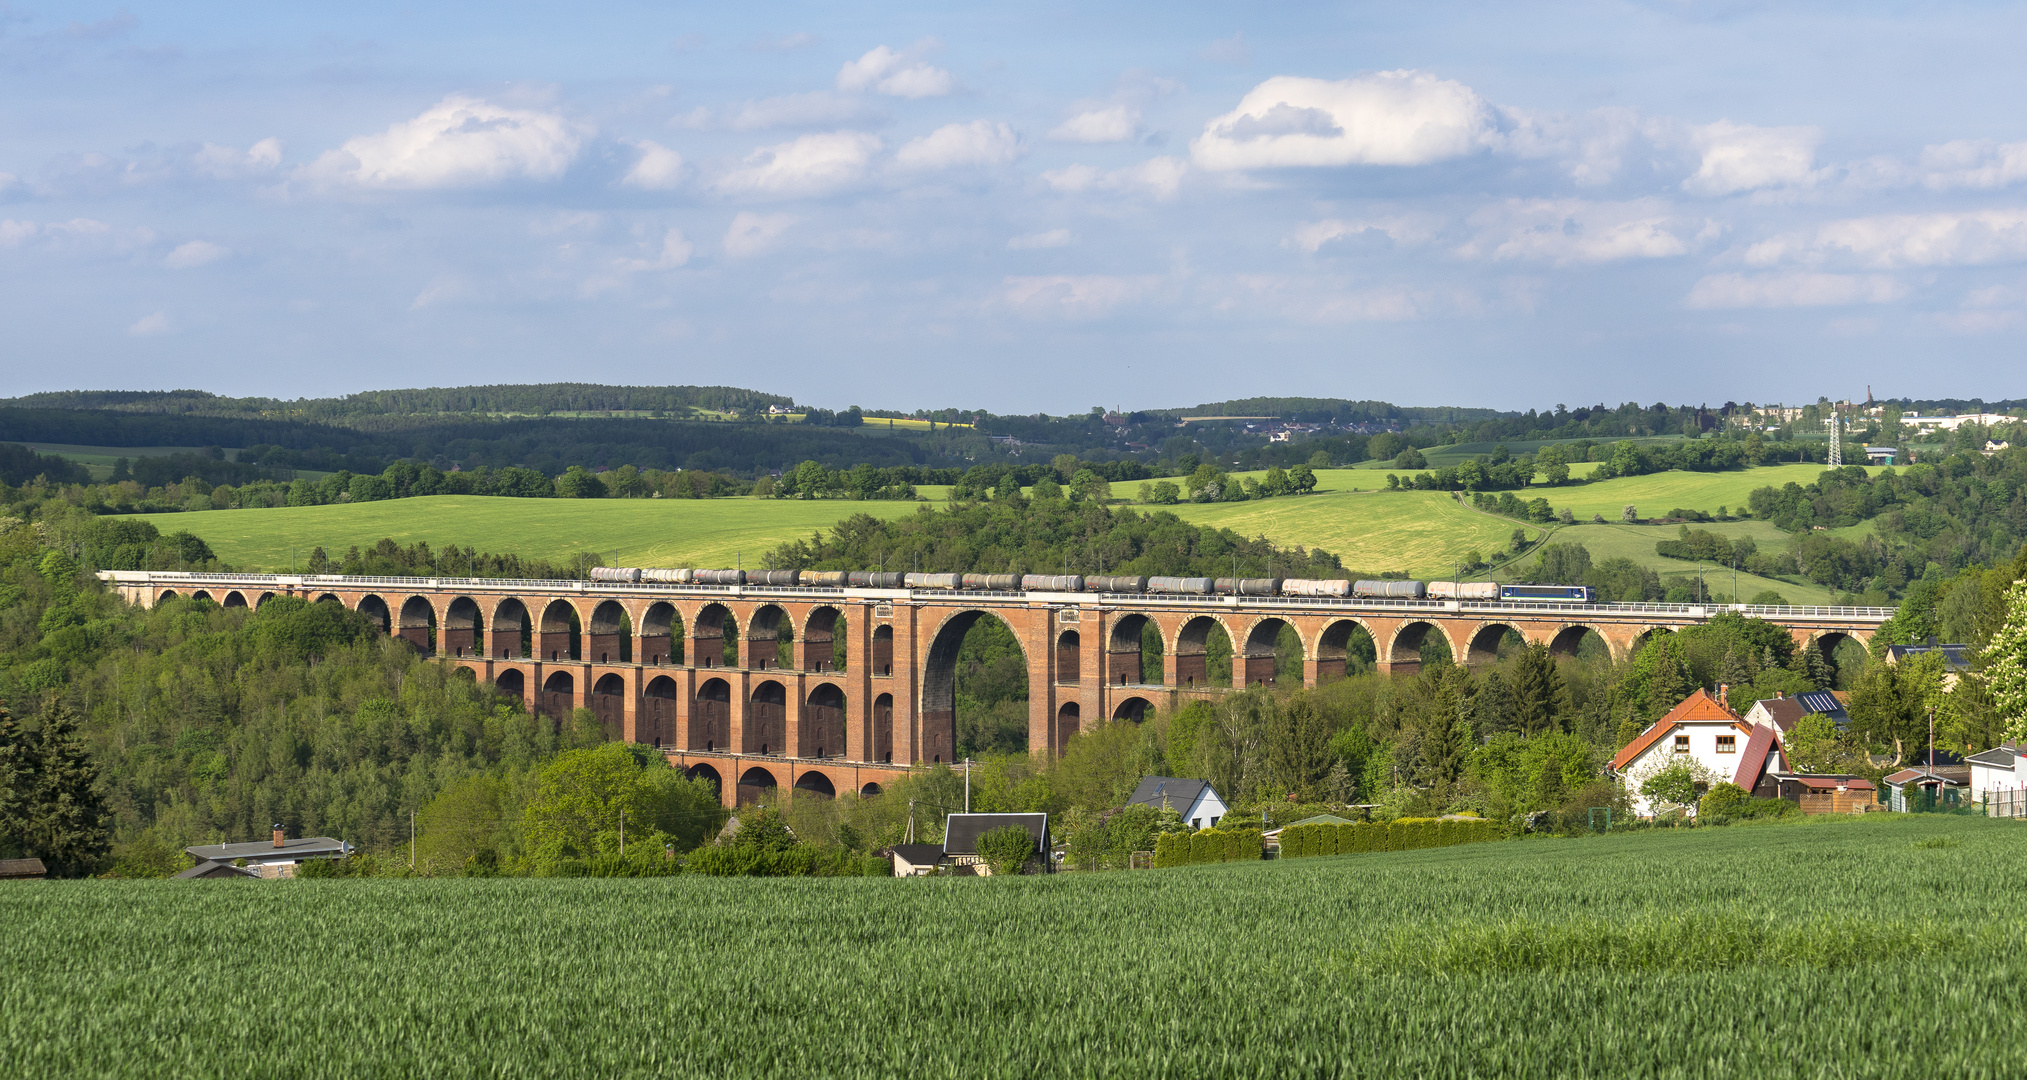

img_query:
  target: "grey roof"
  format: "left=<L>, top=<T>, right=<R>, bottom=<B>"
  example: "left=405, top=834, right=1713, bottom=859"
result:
left=0, top=857, right=47, bottom=879
left=185, top=837, right=350, bottom=863
left=1795, top=691, right=1848, bottom=718
left=942, top=813, right=1048, bottom=856
left=1126, top=776, right=1216, bottom=812
left=1885, top=643, right=1972, bottom=671
left=1968, top=746, right=2018, bottom=769
left=885, top=844, right=945, bottom=865
left=173, top=860, right=258, bottom=879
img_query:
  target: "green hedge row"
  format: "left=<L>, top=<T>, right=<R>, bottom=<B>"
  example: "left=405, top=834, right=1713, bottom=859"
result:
left=1278, top=818, right=1504, bottom=859
left=1152, top=827, right=1264, bottom=868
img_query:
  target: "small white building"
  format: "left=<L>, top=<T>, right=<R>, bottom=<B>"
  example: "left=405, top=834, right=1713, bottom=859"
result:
left=1609, top=689, right=1786, bottom=817
left=1126, top=776, right=1228, bottom=830
left=1968, top=743, right=2027, bottom=817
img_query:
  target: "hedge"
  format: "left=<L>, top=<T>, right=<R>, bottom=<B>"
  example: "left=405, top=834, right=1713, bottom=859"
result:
left=1153, top=827, right=1265, bottom=868
left=1278, top=818, right=1504, bottom=859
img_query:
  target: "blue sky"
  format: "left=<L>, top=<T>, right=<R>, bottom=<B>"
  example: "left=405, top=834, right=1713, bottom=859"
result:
left=4, top=1, right=2027, bottom=413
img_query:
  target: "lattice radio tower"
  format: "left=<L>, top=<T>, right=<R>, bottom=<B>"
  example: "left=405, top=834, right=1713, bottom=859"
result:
left=1825, top=406, right=1842, bottom=468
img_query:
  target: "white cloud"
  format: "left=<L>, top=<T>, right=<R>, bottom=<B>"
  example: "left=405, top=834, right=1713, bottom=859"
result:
left=617, top=228, right=693, bottom=271
left=1222, top=275, right=1463, bottom=322
left=1042, top=156, right=1187, bottom=200
left=191, top=138, right=283, bottom=179
left=837, top=45, right=954, bottom=99
left=1460, top=199, right=1691, bottom=265
left=621, top=140, right=685, bottom=190
left=1749, top=210, right=2027, bottom=269
left=723, top=211, right=796, bottom=257
left=1002, top=274, right=1159, bottom=319
left=1684, top=272, right=1905, bottom=309
left=1288, top=216, right=1439, bottom=254
left=410, top=276, right=478, bottom=309
left=1682, top=121, right=1820, bottom=196
left=164, top=240, right=227, bottom=268
left=305, top=95, right=585, bottom=190
left=1007, top=228, right=1074, bottom=250
left=715, top=131, right=881, bottom=197
left=1191, top=71, right=1497, bottom=170
left=896, top=121, right=1019, bottom=170
left=679, top=92, right=877, bottom=132
left=128, top=311, right=170, bottom=336
left=1051, top=105, right=1140, bottom=144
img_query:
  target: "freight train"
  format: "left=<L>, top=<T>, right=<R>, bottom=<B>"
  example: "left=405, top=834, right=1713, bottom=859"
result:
left=590, top=566, right=1595, bottom=602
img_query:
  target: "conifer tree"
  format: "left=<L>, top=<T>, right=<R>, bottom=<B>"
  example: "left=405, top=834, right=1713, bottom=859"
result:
left=1650, top=640, right=1690, bottom=718
left=1718, top=647, right=1755, bottom=708
left=0, top=704, right=111, bottom=876
left=1507, top=641, right=1572, bottom=736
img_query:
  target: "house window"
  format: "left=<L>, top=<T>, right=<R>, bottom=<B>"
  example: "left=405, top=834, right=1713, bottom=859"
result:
left=1673, top=735, right=1690, bottom=754
left=1191, top=818, right=1202, bottom=829
left=1209, top=815, right=1220, bottom=827
left=1717, top=735, right=1737, bottom=753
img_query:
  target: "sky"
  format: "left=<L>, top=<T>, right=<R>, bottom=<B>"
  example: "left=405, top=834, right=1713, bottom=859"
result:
left=4, top=1, right=2027, bottom=414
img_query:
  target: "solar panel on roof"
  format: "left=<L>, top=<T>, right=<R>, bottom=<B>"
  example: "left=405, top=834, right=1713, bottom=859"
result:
left=1798, top=691, right=1843, bottom=713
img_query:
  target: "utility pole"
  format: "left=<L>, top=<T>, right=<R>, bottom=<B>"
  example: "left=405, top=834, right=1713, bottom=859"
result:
left=620, top=810, right=627, bottom=856
left=964, top=758, right=973, bottom=813
left=410, top=809, right=416, bottom=868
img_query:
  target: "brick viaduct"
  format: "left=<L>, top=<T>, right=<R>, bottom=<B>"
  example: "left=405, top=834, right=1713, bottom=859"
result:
left=100, top=571, right=1891, bottom=807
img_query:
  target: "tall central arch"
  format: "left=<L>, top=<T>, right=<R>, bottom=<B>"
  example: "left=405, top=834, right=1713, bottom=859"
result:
left=920, top=610, right=1026, bottom=765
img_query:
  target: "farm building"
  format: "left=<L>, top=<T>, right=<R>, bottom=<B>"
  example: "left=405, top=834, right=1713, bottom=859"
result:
left=1610, top=689, right=1787, bottom=816
left=173, top=860, right=259, bottom=879
left=1764, top=774, right=1876, bottom=813
left=941, top=813, right=1051, bottom=876
left=1126, top=776, right=1229, bottom=830
left=884, top=844, right=945, bottom=877
left=184, top=828, right=352, bottom=879
left=0, top=858, right=47, bottom=880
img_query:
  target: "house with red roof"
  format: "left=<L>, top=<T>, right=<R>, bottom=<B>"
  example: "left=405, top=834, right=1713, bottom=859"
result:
left=1609, top=689, right=1786, bottom=816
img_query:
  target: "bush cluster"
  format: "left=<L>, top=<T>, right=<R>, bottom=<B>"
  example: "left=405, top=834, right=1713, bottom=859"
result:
left=1279, top=817, right=1504, bottom=858
left=1151, top=827, right=1263, bottom=867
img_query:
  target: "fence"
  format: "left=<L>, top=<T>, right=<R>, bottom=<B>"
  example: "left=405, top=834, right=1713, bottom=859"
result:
left=1985, top=789, right=2027, bottom=819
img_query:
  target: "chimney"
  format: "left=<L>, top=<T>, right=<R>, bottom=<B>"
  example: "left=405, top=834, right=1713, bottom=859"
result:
left=272, top=824, right=285, bottom=849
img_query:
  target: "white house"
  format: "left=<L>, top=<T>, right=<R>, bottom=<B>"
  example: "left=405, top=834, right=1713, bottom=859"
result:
left=1968, top=743, right=2027, bottom=817
left=1127, top=776, right=1228, bottom=830
left=1609, top=689, right=1785, bottom=817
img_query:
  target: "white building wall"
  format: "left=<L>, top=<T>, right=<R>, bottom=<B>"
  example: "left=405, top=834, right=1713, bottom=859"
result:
left=1622, top=722, right=1751, bottom=816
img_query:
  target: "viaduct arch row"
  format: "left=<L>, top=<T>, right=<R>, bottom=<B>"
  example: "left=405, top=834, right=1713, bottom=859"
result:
left=101, top=571, right=1890, bottom=806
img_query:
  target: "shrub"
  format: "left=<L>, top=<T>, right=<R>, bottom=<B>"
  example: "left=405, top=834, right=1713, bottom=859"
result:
left=978, top=825, right=1038, bottom=877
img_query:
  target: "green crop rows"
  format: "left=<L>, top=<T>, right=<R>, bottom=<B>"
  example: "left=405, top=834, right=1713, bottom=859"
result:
left=5, top=815, right=2025, bottom=1078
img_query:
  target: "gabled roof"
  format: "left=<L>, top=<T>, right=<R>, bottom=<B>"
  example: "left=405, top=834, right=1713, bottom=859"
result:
left=173, top=859, right=258, bottom=879
left=1795, top=691, right=1848, bottom=719
left=1967, top=746, right=2018, bottom=769
left=1609, top=689, right=1744, bottom=770
left=185, top=837, right=350, bottom=863
left=0, top=857, right=47, bottom=879
left=1777, top=774, right=1875, bottom=792
left=1883, top=767, right=1968, bottom=787
left=1126, top=776, right=1217, bottom=813
left=883, top=844, right=945, bottom=866
left=1732, top=724, right=1781, bottom=789
left=942, top=813, right=1048, bottom=856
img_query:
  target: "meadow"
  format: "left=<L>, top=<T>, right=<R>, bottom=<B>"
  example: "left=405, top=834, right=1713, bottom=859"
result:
left=133, top=462, right=1864, bottom=581
left=4, top=815, right=2022, bottom=1078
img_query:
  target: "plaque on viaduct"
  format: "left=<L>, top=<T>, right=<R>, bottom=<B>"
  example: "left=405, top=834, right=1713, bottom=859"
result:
left=100, top=571, right=1892, bottom=807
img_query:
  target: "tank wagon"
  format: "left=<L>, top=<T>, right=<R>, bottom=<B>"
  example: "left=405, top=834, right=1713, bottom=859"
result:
left=590, top=567, right=1594, bottom=604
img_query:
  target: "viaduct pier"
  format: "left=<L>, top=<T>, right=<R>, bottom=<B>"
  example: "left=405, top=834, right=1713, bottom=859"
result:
left=100, top=570, right=1893, bottom=807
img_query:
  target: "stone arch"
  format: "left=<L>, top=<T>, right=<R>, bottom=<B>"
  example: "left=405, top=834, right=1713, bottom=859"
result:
left=747, top=604, right=793, bottom=670
left=1175, top=615, right=1234, bottom=688
left=444, top=597, right=482, bottom=657
left=1465, top=623, right=1522, bottom=666
left=803, top=606, right=842, bottom=672
left=1808, top=630, right=1868, bottom=688
left=747, top=681, right=787, bottom=755
left=491, top=598, right=530, bottom=659
left=1057, top=629, right=1081, bottom=685
left=1107, top=613, right=1153, bottom=686
left=737, top=766, right=779, bottom=805
left=1240, top=617, right=1297, bottom=687
left=493, top=668, right=525, bottom=702
left=591, top=673, right=627, bottom=740
left=1630, top=627, right=1674, bottom=656
left=685, top=762, right=722, bottom=796
left=693, top=603, right=736, bottom=668
left=313, top=592, right=340, bottom=606
left=538, top=671, right=574, bottom=723
left=860, top=781, right=884, bottom=797
left=1387, top=621, right=1454, bottom=671
left=357, top=594, right=390, bottom=634
left=191, top=590, right=213, bottom=604
left=693, top=678, right=731, bottom=751
left=640, top=602, right=682, bottom=665
left=1113, top=696, right=1152, bottom=722
left=157, top=589, right=179, bottom=603
left=1315, top=619, right=1376, bottom=684
left=1549, top=624, right=1609, bottom=661
left=398, top=596, right=437, bottom=653
left=642, top=676, right=679, bottom=748
left=793, top=770, right=837, bottom=799
left=255, top=591, right=276, bottom=608
left=538, top=600, right=580, bottom=662
left=803, top=683, right=846, bottom=758
left=1057, top=701, right=1081, bottom=744
left=871, top=624, right=894, bottom=675
left=588, top=600, right=631, bottom=664
left=222, top=591, right=248, bottom=609
left=920, top=610, right=1027, bottom=765
left=872, top=692, right=895, bottom=763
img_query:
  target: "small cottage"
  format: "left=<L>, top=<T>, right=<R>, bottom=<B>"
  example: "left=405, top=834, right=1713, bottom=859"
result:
left=184, top=828, right=352, bottom=879
left=941, top=813, right=1050, bottom=875
left=884, top=844, right=946, bottom=877
left=1125, top=776, right=1229, bottom=830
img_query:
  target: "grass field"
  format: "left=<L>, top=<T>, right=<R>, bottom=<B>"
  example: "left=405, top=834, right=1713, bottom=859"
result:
left=5, top=815, right=2022, bottom=1078
left=1531, top=521, right=1839, bottom=605
left=137, top=495, right=937, bottom=572
left=1164, top=490, right=1535, bottom=576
